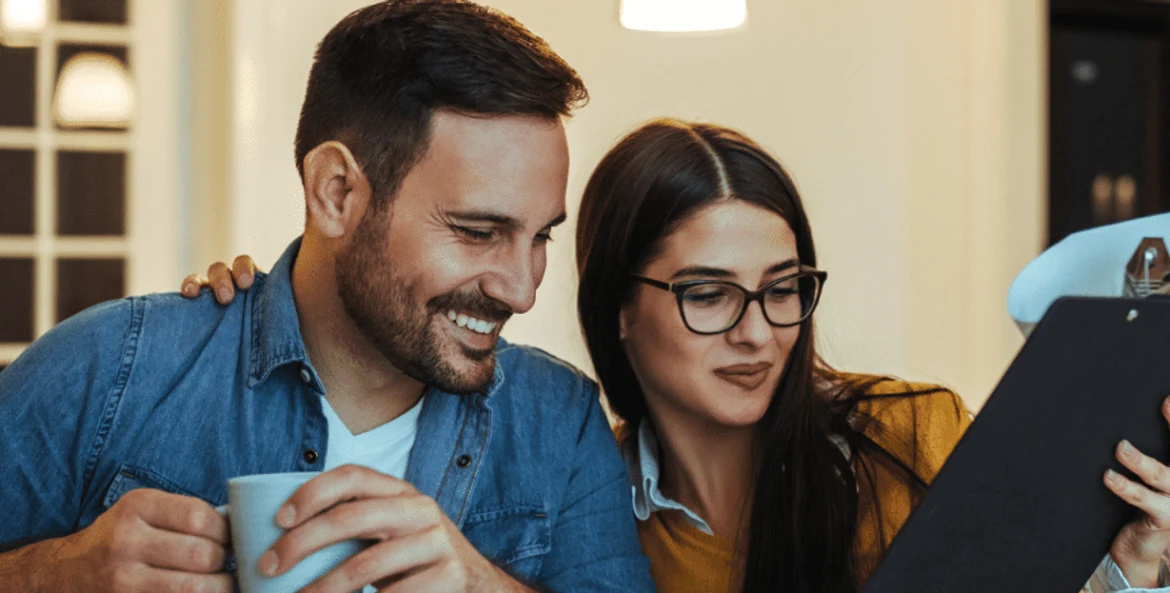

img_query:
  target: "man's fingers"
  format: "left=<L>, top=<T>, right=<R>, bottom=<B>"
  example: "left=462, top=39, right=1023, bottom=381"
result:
left=129, top=565, right=234, bottom=593
left=139, top=528, right=227, bottom=574
left=231, top=255, right=257, bottom=289
left=278, top=465, right=417, bottom=530
left=298, top=530, right=446, bottom=593
left=128, top=490, right=230, bottom=544
left=266, top=495, right=440, bottom=577
left=1116, top=440, right=1170, bottom=495
left=206, top=262, right=234, bottom=304
left=1105, top=469, right=1170, bottom=530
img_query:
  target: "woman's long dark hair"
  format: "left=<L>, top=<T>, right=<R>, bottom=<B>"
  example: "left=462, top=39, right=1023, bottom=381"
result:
left=575, top=119, right=923, bottom=593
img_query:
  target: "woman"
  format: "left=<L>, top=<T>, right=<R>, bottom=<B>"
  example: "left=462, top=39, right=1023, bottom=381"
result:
left=574, top=120, right=965, bottom=591
left=189, top=119, right=1170, bottom=592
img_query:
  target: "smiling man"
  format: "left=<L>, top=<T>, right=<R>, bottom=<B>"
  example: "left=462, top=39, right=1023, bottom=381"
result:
left=0, top=2, right=653, bottom=593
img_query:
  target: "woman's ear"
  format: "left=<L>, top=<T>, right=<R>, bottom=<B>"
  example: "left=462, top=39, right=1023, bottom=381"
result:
left=302, top=141, right=371, bottom=238
left=619, top=306, right=629, bottom=341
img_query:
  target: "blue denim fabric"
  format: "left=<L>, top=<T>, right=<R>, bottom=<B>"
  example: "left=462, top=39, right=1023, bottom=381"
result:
left=0, top=238, right=654, bottom=592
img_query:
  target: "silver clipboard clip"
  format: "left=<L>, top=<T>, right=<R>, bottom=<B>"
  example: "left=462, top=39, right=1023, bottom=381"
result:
left=1123, top=237, right=1170, bottom=299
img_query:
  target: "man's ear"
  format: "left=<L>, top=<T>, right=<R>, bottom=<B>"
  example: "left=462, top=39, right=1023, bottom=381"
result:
left=302, top=141, right=371, bottom=238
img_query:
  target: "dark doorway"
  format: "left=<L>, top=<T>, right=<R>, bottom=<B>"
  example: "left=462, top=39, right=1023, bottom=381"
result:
left=1049, top=0, right=1170, bottom=245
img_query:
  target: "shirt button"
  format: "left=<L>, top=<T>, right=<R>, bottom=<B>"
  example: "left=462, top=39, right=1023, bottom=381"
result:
left=303, top=449, right=319, bottom=464
left=299, top=368, right=312, bottom=384
left=456, top=454, right=472, bottom=468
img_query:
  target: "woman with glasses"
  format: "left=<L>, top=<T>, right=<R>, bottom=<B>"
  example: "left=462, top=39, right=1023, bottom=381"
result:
left=187, top=119, right=1170, bottom=593
left=574, top=119, right=964, bottom=592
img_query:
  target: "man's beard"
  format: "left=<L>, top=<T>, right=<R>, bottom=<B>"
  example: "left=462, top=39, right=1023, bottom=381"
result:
left=335, top=209, right=511, bottom=394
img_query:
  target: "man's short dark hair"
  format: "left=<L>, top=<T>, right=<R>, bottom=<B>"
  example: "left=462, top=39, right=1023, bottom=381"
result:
left=295, top=0, right=588, bottom=208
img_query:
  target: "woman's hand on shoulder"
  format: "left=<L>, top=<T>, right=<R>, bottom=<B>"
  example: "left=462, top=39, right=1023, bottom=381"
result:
left=179, top=255, right=260, bottom=304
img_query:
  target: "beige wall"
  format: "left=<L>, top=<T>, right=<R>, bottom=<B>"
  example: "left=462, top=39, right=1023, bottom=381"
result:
left=192, top=0, right=1047, bottom=409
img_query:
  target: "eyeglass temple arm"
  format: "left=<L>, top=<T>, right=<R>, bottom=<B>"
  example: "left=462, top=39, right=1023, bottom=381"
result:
left=629, top=275, right=673, bottom=291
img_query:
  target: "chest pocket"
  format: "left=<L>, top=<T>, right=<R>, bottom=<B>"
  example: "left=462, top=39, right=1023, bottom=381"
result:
left=102, top=465, right=207, bottom=509
left=102, top=465, right=237, bottom=573
left=460, top=505, right=551, bottom=581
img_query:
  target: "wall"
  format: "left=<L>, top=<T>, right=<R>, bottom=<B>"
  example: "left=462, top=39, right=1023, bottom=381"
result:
left=127, top=0, right=185, bottom=295
left=185, top=0, right=232, bottom=281
left=898, top=0, right=1047, bottom=404
left=191, top=0, right=1047, bottom=409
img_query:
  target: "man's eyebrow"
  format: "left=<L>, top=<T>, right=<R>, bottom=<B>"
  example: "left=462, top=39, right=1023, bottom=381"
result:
left=447, top=210, right=568, bottom=231
left=545, top=212, right=567, bottom=229
left=447, top=210, right=522, bottom=230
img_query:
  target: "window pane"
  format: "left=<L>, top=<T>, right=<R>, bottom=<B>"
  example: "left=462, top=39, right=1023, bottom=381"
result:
left=0, top=46, right=36, bottom=127
left=57, top=44, right=129, bottom=78
left=0, top=150, right=35, bottom=235
left=57, top=151, right=125, bottom=236
left=58, top=0, right=128, bottom=24
left=57, top=258, right=124, bottom=322
left=0, top=258, right=34, bottom=343
left=55, top=44, right=131, bottom=131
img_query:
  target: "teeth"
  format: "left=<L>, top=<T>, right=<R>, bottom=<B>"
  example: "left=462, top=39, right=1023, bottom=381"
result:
left=446, top=310, right=498, bottom=335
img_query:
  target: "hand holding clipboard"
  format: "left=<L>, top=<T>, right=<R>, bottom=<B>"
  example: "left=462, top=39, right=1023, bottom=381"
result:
left=864, top=217, right=1170, bottom=593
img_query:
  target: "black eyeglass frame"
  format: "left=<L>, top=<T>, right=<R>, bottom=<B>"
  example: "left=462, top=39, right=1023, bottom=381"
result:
left=629, top=266, right=828, bottom=335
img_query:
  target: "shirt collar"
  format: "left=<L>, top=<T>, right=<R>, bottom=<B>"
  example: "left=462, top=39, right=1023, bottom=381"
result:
left=621, top=418, right=853, bottom=537
left=621, top=419, right=716, bottom=535
left=249, top=237, right=315, bottom=390
left=479, top=338, right=508, bottom=398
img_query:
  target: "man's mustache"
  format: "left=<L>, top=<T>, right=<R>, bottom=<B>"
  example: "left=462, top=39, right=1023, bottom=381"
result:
left=429, top=291, right=512, bottom=323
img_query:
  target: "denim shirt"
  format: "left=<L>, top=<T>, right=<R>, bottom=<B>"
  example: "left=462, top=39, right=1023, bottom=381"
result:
left=0, top=238, right=655, bottom=593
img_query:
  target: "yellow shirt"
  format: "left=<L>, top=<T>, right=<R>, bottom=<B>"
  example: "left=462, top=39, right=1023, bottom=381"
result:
left=619, top=375, right=972, bottom=593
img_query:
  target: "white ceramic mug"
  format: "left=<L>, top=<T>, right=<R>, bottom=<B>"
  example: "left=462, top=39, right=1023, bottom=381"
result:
left=217, top=472, right=366, bottom=593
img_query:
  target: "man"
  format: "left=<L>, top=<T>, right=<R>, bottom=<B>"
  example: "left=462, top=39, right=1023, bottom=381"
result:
left=1009, top=212, right=1170, bottom=335
left=0, top=2, right=654, bottom=592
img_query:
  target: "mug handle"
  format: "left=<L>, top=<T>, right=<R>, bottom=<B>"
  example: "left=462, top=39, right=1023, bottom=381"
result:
left=214, top=504, right=237, bottom=573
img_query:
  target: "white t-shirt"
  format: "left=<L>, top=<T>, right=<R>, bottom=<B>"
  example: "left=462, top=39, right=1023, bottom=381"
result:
left=319, top=395, right=424, bottom=593
left=320, top=395, right=424, bottom=477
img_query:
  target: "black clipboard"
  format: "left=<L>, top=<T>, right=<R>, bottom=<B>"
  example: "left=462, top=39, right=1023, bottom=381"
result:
left=862, top=296, right=1170, bottom=593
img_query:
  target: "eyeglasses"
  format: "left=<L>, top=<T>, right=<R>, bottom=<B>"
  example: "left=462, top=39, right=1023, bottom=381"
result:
left=630, top=267, right=827, bottom=335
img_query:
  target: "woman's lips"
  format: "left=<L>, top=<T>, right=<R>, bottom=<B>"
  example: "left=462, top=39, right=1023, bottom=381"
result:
left=713, top=362, right=773, bottom=390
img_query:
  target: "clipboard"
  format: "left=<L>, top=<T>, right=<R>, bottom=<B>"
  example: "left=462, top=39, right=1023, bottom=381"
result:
left=862, top=296, right=1170, bottom=593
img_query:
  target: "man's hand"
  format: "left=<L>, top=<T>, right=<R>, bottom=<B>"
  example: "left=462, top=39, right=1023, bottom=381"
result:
left=1106, top=395, right=1170, bottom=587
left=260, top=465, right=535, bottom=593
left=18, top=488, right=231, bottom=593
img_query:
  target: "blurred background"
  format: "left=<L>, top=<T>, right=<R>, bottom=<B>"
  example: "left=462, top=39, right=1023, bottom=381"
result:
left=0, top=0, right=1166, bottom=409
